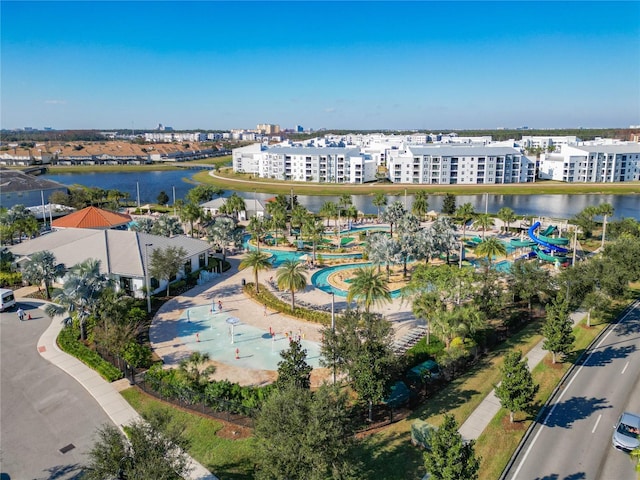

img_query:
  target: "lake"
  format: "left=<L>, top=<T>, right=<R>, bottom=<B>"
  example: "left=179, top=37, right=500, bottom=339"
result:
left=44, top=170, right=640, bottom=221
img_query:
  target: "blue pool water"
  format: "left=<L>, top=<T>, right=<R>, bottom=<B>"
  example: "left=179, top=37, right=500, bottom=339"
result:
left=311, top=263, right=403, bottom=298
left=178, top=305, right=323, bottom=371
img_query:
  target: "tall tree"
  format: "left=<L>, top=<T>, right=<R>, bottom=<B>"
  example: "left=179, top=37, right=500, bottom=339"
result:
left=497, top=207, right=516, bottom=234
left=254, top=385, right=356, bottom=480
left=276, top=259, right=307, bottom=310
left=423, top=414, right=480, bottom=480
left=45, top=258, right=112, bottom=340
left=495, top=350, right=539, bottom=423
left=179, top=202, right=202, bottom=238
left=151, top=214, right=184, bottom=237
left=597, top=203, right=615, bottom=248
left=149, top=245, right=188, bottom=296
left=206, top=216, right=238, bottom=261
left=441, top=193, right=457, bottom=215
left=380, top=201, right=406, bottom=237
left=475, top=236, right=507, bottom=267
left=21, top=250, right=64, bottom=299
left=239, top=250, right=272, bottom=294
left=130, top=217, right=154, bottom=234
left=301, top=216, right=325, bottom=262
left=474, top=213, right=494, bottom=239
left=321, top=309, right=394, bottom=421
left=246, top=216, right=268, bottom=253
left=366, top=232, right=400, bottom=278
left=319, top=201, right=338, bottom=228
left=275, top=339, right=312, bottom=390
left=186, top=184, right=218, bottom=204
left=542, top=299, right=575, bottom=364
left=412, top=292, right=441, bottom=345
left=412, top=190, right=429, bottom=221
left=396, top=213, right=421, bottom=277
left=372, top=192, right=388, bottom=219
left=85, top=418, right=190, bottom=480
left=157, top=190, right=170, bottom=206
left=455, top=203, right=475, bottom=240
left=223, top=192, right=246, bottom=220
left=509, top=259, right=551, bottom=314
left=347, top=267, right=392, bottom=313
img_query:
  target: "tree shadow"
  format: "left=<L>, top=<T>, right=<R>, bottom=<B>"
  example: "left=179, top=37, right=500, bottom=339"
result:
left=38, top=463, right=85, bottom=480
left=533, top=473, right=586, bottom=480
left=542, top=396, right=611, bottom=428
left=353, top=429, right=425, bottom=479
left=580, top=344, right=637, bottom=367
left=614, top=316, right=640, bottom=337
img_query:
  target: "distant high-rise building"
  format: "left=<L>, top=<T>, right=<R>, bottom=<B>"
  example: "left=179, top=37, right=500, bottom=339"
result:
left=297, top=125, right=304, bottom=133
left=257, top=123, right=280, bottom=135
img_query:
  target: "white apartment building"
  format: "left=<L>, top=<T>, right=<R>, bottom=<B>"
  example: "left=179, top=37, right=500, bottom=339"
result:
left=233, top=144, right=377, bottom=183
left=144, top=132, right=207, bottom=143
left=519, top=135, right=579, bottom=150
left=387, top=145, right=535, bottom=184
left=538, top=144, right=640, bottom=182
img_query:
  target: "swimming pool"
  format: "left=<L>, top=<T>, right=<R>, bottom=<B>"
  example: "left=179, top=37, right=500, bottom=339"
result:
left=178, top=305, right=323, bottom=371
left=311, top=263, right=403, bottom=298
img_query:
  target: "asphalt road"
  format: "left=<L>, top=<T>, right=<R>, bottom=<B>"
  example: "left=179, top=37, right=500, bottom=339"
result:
left=504, top=300, right=640, bottom=480
left=0, top=302, right=113, bottom=480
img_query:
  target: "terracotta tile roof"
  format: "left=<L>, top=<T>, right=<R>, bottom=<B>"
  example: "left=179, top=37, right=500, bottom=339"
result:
left=52, top=206, right=132, bottom=229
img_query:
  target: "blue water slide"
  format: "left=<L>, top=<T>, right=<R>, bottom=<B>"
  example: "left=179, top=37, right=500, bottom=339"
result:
left=528, top=221, right=569, bottom=254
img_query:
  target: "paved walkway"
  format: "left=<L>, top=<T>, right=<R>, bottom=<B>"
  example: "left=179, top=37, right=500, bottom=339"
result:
left=459, top=309, right=586, bottom=441
left=22, top=295, right=218, bottom=480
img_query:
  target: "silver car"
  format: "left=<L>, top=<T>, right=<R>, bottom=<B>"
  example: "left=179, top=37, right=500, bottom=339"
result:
left=612, top=412, right=640, bottom=453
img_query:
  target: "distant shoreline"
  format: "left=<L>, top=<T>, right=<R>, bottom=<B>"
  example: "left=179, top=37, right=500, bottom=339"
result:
left=38, top=163, right=640, bottom=196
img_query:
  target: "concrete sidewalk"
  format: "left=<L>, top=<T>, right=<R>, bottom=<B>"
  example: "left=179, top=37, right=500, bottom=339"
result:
left=459, top=309, right=586, bottom=441
left=28, top=299, right=218, bottom=480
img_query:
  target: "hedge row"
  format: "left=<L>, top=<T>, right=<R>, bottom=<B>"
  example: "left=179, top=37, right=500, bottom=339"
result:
left=144, top=364, right=273, bottom=416
left=243, top=282, right=332, bottom=325
left=0, top=271, right=22, bottom=288
left=57, top=326, right=123, bottom=382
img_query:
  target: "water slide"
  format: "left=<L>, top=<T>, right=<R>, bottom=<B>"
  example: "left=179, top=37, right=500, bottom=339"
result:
left=528, top=221, right=569, bottom=262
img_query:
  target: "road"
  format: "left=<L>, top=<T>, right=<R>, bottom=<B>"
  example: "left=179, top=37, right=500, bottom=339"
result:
left=504, top=300, right=640, bottom=480
left=0, top=302, right=113, bottom=480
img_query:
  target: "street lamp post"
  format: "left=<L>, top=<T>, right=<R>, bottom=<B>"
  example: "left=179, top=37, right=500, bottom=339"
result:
left=145, top=243, right=153, bottom=313
left=331, top=291, right=336, bottom=384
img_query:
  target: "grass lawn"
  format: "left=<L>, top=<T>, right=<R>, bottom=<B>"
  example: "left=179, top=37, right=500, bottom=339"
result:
left=121, top=388, right=257, bottom=480
left=194, top=168, right=640, bottom=197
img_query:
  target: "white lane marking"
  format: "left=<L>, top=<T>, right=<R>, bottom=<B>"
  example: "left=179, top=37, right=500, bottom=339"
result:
left=621, top=361, right=629, bottom=375
left=592, top=414, right=602, bottom=433
left=511, top=301, right=640, bottom=479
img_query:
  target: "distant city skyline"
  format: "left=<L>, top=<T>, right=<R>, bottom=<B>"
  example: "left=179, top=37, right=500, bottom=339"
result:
left=2, top=1, right=639, bottom=131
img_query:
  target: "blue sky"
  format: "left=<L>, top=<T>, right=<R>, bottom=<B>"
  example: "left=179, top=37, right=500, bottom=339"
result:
left=2, top=1, right=639, bottom=131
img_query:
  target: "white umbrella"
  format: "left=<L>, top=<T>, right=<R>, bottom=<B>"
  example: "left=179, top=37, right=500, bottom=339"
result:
left=226, top=317, right=240, bottom=344
left=298, top=254, right=309, bottom=262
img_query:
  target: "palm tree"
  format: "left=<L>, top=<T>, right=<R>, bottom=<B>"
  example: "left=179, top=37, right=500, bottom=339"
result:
left=246, top=216, right=268, bottom=253
left=319, top=201, right=338, bottom=228
left=412, top=190, right=429, bottom=221
left=412, top=292, right=441, bottom=344
left=45, top=258, right=112, bottom=340
left=179, top=202, right=202, bottom=237
left=366, top=233, right=400, bottom=278
left=372, top=192, right=387, bottom=219
left=301, top=217, right=325, bottom=262
left=346, top=267, right=392, bottom=313
left=475, top=213, right=494, bottom=239
left=239, top=250, right=271, bottom=294
left=179, top=351, right=217, bottom=389
left=21, top=250, right=65, bottom=299
left=475, top=237, right=507, bottom=266
left=276, top=259, right=307, bottom=310
left=130, top=217, right=154, bottom=234
left=289, top=204, right=309, bottom=237
left=455, top=203, right=475, bottom=240
left=497, top=207, right=516, bottom=234
left=597, top=203, right=614, bottom=248
left=151, top=214, right=184, bottom=237
left=380, top=201, right=406, bottom=237
left=224, top=193, right=246, bottom=221
left=431, top=304, right=484, bottom=350
left=269, top=209, right=287, bottom=247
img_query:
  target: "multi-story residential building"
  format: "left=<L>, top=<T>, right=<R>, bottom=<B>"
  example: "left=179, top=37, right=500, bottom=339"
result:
left=538, top=144, right=640, bottom=182
left=519, top=135, right=580, bottom=150
left=256, top=124, right=280, bottom=135
left=233, top=144, right=377, bottom=183
left=387, top=145, right=535, bottom=184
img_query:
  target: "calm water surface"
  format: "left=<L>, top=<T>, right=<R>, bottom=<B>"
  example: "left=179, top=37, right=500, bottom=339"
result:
left=44, top=170, right=640, bottom=220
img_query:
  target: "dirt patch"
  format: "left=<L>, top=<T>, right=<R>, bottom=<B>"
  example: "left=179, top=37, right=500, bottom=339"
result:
left=216, top=423, right=252, bottom=440
left=501, top=415, right=528, bottom=431
left=543, top=357, right=565, bottom=369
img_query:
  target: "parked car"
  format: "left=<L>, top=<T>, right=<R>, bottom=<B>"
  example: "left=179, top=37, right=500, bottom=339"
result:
left=0, top=288, right=16, bottom=312
left=612, top=412, right=640, bottom=452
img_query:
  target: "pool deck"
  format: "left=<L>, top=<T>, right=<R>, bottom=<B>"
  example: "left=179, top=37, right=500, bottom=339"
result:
left=150, top=253, right=420, bottom=387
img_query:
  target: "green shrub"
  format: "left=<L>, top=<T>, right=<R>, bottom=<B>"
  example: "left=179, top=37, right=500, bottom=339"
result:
left=57, top=326, right=123, bottom=382
left=0, top=271, right=22, bottom=288
left=170, top=279, right=186, bottom=291
left=121, top=341, right=153, bottom=369
left=243, top=282, right=332, bottom=325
